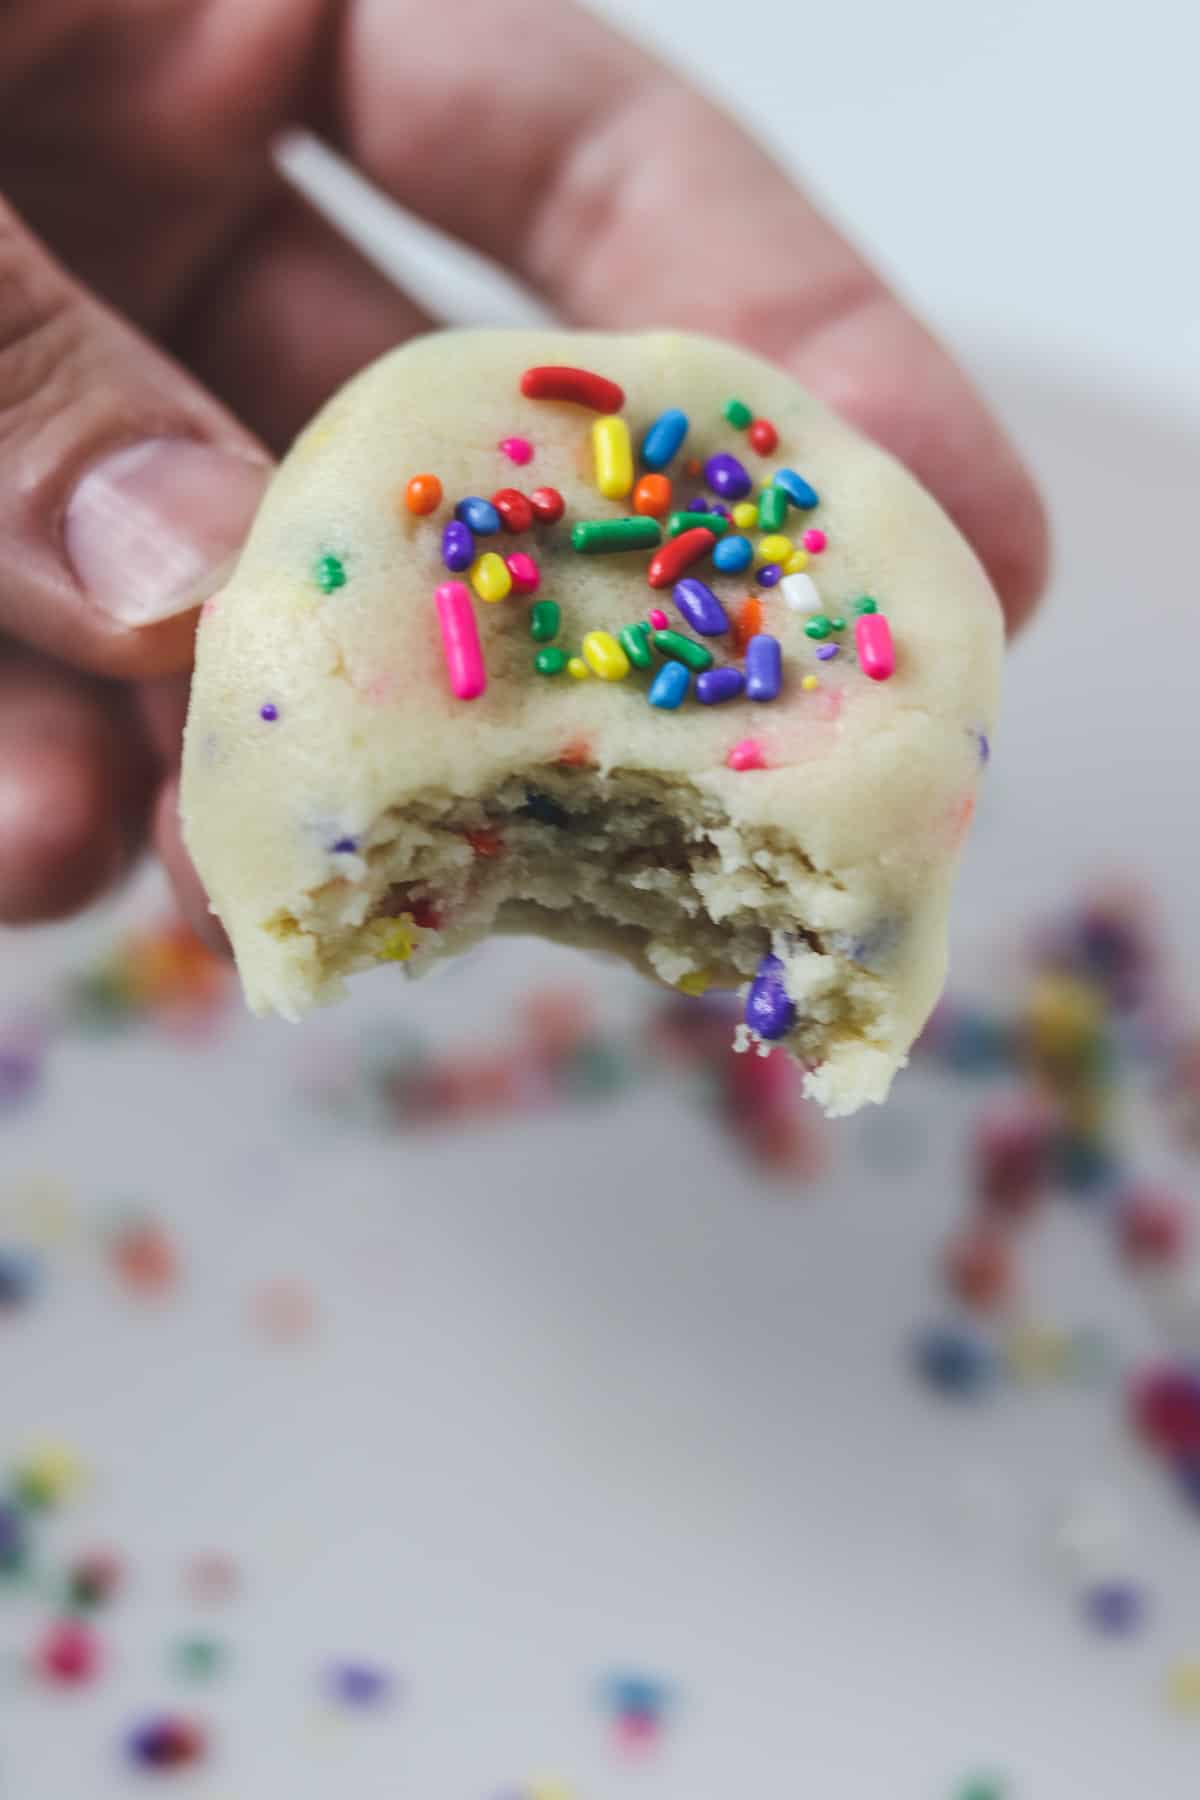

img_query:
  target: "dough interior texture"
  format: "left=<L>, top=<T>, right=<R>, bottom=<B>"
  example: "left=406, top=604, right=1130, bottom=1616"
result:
left=181, top=328, right=1002, bottom=1116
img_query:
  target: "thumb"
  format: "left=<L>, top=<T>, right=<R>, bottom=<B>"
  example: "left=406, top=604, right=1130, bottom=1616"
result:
left=0, top=198, right=271, bottom=679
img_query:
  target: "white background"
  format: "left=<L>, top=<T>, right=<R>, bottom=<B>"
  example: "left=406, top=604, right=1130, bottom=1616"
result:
left=2, top=1, right=1200, bottom=1795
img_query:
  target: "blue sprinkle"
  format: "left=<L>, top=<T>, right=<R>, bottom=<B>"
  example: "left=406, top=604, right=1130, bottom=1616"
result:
left=914, top=1324, right=998, bottom=1398
left=774, top=467, right=820, bottom=509
left=1082, top=1581, right=1147, bottom=1637
left=974, top=728, right=991, bottom=764
left=745, top=633, right=782, bottom=701
left=441, top=519, right=474, bottom=572
left=685, top=496, right=710, bottom=512
left=649, top=662, right=690, bottom=710
left=454, top=496, right=501, bottom=536
left=672, top=577, right=729, bottom=636
left=745, top=951, right=796, bottom=1040
left=696, top=666, right=745, bottom=705
left=0, top=1249, right=42, bottom=1309
left=331, top=837, right=358, bottom=855
left=712, top=534, right=752, bottom=573
left=324, top=1661, right=395, bottom=1707
left=756, top=562, right=782, bottom=587
left=640, top=408, right=689, bottom=471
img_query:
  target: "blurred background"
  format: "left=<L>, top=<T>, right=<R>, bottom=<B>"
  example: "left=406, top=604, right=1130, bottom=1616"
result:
left=2, top=0, right=1199, bottom=1795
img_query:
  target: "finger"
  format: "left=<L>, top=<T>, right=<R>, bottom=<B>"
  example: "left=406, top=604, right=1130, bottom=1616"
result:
left=153, top=772, right=230, bottom=956
left=170, top=190, right=436, bottom=455
left=329, top=0, right=1047, bottom=627
left=0, top=654, right=155, bottom=924
left=0, top=196, right=271, bottom=680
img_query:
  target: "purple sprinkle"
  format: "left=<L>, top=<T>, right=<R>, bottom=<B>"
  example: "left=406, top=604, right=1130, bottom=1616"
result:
left=331, top=837, right=358, bottom=854
left=441, top=519, right=474, bottom=573
left=696, top=666, right=745, bottom=705
left=703, top=452, right=752, bottom=502
left=0, top=1046, right=39, bottom=1110
left=672, top=576, right=730, bottom=637
left=259, top=703, right=278, bottom=722
left=756, top=563, right=782, bottom=588
left=1082, top=1581, right=1146, bottom=1636
left=976, top=730, right=991, bottom=764
left=685, top=497, right=710, bottom=513
left=745, top=952, right=796, bottom=1041
left=815, top=643, right=839, bottom=661
left=709, top=501, right=733, bottom=521
left=745, top=633, right=782, bottom=702
left=324, top=1662, right=394, bottom=1707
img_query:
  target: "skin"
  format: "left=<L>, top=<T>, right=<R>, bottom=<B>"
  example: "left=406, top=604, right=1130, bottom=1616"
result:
left=0, top=0, right=1048, bottom=939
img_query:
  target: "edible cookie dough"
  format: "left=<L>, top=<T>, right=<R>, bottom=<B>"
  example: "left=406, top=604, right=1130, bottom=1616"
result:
left=180, top=329, right=1002, bottom=1115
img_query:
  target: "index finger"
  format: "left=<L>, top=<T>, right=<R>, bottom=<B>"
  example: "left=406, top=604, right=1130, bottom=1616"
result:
left=320, top=0, right=1048, bottom=629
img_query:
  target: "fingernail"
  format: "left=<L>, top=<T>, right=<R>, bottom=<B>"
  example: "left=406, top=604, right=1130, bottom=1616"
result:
left=66, top=438, right=270, bottom=627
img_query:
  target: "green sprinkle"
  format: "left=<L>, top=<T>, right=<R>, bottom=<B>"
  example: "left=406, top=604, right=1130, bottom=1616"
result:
left=757, top=486, right=789, bottom=532
left=724, top=398, right=753, bottom=429
left=619, top=622, right=653, bottom=669
left=804, top=616, right=833, bottom=640
left=315, top=553, right=347, bottom=594
left=666, top=510, right=729, bottom=538
left=653, top=630, right=713, bottom=672
left=571, top=517, right=661, bottom=554
left=534, top=646, right=568, bottom=676
left=529, top=600, right=560, bottom=642
left=830, top=617, right=846, bottom=632
left=172, top=1635, right=227, bottom=1682
left=855, top=596, right=878, bottom=614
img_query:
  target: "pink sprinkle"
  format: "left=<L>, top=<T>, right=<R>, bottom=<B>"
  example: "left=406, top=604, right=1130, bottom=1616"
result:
left=505, top=551, right=540, bottom=594
left=802, top=528, right=827, bottom=553
left=727, top=738, right=767, bottom=771
left=648, top=607, right=669, bottom=631
left=499, top=436, right=533, bottom=466
left=855, top=611, right=895, bottom=681
left=434, top=581, right=486, bottom=700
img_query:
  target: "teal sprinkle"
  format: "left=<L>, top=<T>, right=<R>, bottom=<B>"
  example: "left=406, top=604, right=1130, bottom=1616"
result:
left=316, top=553, right=347, bottom=594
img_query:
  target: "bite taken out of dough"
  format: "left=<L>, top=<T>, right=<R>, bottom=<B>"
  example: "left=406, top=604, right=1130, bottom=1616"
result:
left=180, top=329, right=1001, bottom=1116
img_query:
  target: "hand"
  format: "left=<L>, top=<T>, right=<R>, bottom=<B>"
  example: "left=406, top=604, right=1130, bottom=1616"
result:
left=0, top=0, right=1047, bottom=935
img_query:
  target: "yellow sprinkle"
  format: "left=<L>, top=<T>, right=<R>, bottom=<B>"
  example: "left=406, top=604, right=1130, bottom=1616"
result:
left=581, top=629, right=630, bottom=681
left=376, top=924, right=414, bottom=963
left=1006, top=1323, right=1070, bottom=1385
left=801, top=674, right=819, bottom=691
left=592, top=415, right=634, bottom=500
left=784, top=548, right=810, bottom=574
left=567, top=656, right=589, bottom=679
left=19, top=1440, right=86, bottom=1506
left=731, top=501, right=758, bottom=530
left=1167, top=1659, right=1200, bottom=1715
left=677, top=970, right=714, bottom=996
left=758, top=533, right=793, bottom=563
left=470, top=550, right=512, bottom=603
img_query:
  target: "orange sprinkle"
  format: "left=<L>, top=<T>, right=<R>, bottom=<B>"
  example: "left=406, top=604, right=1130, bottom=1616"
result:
left=403, top=473, right=442, bottom=516
left=556, top=737, right=594, bottom=767
left=733, top=594, right=763, bottom=653
left=684, top=456, right=703, bottom=478
left=632, top=473, right=672, bottom=518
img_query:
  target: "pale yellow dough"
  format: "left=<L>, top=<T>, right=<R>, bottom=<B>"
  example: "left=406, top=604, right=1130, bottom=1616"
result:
left=180, top=329, right=1002, bottom=1115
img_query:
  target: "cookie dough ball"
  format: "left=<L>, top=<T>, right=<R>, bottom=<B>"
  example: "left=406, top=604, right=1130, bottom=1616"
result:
left=180, top=329, right=1001, bottom=1115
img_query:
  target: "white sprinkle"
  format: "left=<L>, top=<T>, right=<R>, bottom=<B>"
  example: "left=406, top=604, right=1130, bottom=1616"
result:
left=780, top=571, right=821, bottom=613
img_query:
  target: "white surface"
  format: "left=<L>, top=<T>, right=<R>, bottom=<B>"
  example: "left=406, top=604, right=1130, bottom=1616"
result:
left=4, top=0, right=1200, bottom=1794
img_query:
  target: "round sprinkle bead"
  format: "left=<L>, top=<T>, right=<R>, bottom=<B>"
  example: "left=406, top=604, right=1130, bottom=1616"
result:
left=582, top=630, right=631, bottom=681
left=505, top=551, right=540, bottom=594
left=783, top=549, right=809, bottom=574
left=748, top=418, right=778, bottom=454
left=712, top=534, right=752, bottom=573
left=470, top=551, right=513, bottom=602
left=802, top=675, right=820, bottom=691
left=649, top=661, right=690, bottom=709
left=404, top=473, right=442, bottom=515
left=529, top=486, right=565, bottom=524
left=723, top=398, right=753, bottom=429
left=731, top=502, right=758, bottom=530
left=535, top=647, right=568, bottom=676
left=647, top=607, right=670, bottom=631
left=640, top=408, right=689, bottom=470
left=756, top=563, right=782, bottom=588
left=441, top=519, right=474, bottom=572
left=855, top=595, right=878, bottom=614
left=727, top=738, right=766, bottom=771
left=454, top=496, right=501, bottom=535
left=567, top=656, right=589, bottom=679
left=491, top=488, right=534, bottom=533
left=259, top=702, right=278, bottom=722
left=633, top=474, right=672, bottom=518
left=757, top=534, right=792, bottom=564
left=704, top=452, right=752, bottom=502
left=805, top=615, right=832, bottom=639
left=499, top=435, right=533, bottom=465
left=802, top=528, right=827, bottom=553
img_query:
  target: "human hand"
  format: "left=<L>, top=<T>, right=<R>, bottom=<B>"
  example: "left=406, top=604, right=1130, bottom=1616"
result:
left=0, top=0, right=1047, bottom=934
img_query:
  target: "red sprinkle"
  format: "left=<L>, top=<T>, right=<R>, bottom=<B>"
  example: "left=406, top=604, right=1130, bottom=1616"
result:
left=557, top=737, right=594, bottom=767
left=647, top=527, right=717, bottom=588
left=407, top=897, right=442, bottom=930
left=464, top=828, right=504, bottom=859
left=727, top=738, right=767, bottom=771
left=748, top=418, right=778, bottom=454
left=519, top=365, right=625, bottom=411
left=491, top=488, right=534, bottom=533
left=528, top=486, right=565, bottom=525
